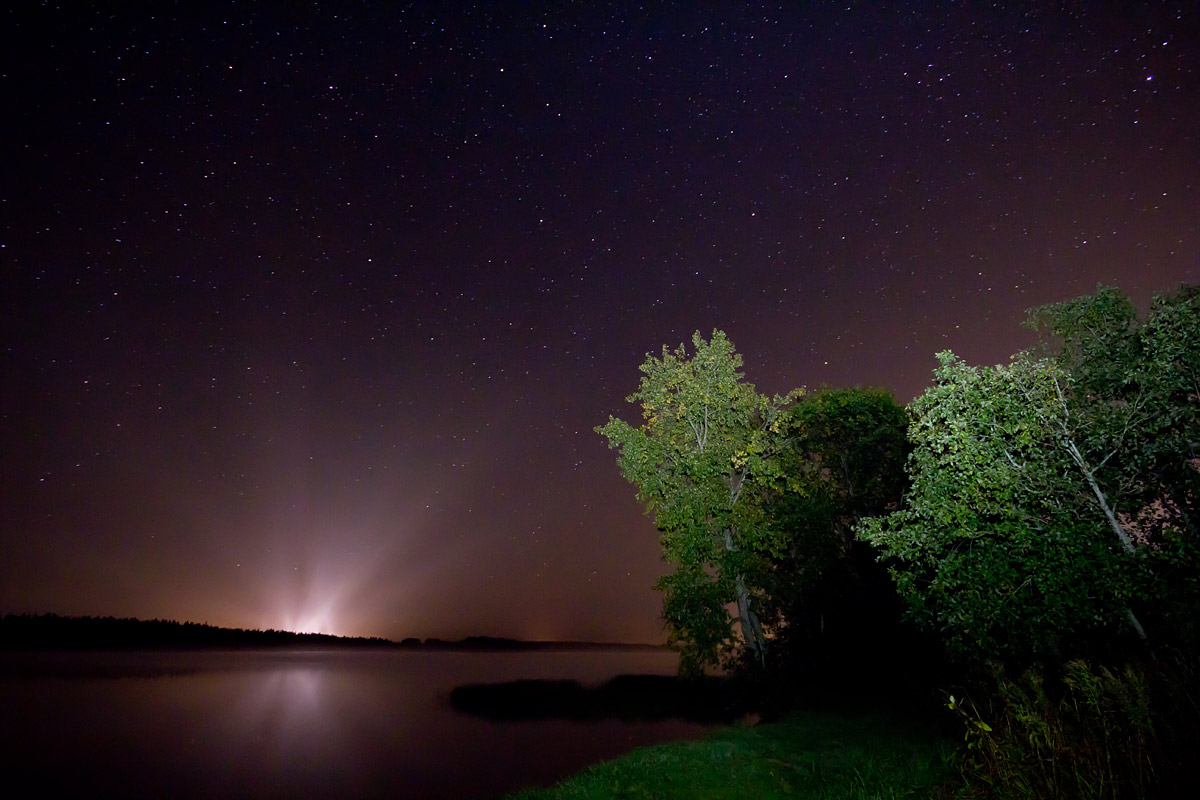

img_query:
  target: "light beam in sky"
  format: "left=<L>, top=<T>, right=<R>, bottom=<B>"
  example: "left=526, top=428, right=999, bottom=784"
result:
left=2, top=3, right=1198, bottom=643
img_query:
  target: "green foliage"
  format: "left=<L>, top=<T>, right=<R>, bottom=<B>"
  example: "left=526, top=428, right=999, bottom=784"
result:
left=656, top=565, right=736, bottom=676
left=778, top=387, right=911, bottom=558
left=1029, top=284, right=1200, bottom=650
left=1026, top=284, right=1200, bottom=544
left=599, top=338, right=921, bottom=676
left=586, top=284, right=1197, bottom=800
left=861, top=284, right=1200, bottom=662
left=859, top=352, right=1140, bottom=661
left=766, top=387, right=912, bottom=672
left=857, top=283, right=1200, bottom=798
left=949, top=658, right=1199, bottom=799
left=508, top=710, right=958, bottom=800
left=596, top=331, right=800, bottom=673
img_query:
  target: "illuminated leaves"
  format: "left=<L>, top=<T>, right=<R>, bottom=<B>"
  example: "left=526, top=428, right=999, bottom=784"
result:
left=596, top=330, right=799, bottom=672
left=859, top=352, right=1140, bottom=660
left=861, top=284, right=1200, bottom=663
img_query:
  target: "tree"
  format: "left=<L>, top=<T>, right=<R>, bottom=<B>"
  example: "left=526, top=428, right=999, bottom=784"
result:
left=1025, top=283, right=1200, bottom=648
left=861, top=284, right=1200, bottom=663
left=596, top=331, right=799, bottom=674
left=858, top=353, right=1146, bottom=662
left=765, top=387, right=911, bottom=670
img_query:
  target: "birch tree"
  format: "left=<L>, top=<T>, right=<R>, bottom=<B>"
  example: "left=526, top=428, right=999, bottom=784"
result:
left=1026, top=284, right=1199, bottom=547
left=861, top=285, right=1199, bottom=662
left=1026, top=283, right=1200, bottom=647
left=859, top=353, right=1143, bottom=661
left=597, top=331, right=799, bottom=674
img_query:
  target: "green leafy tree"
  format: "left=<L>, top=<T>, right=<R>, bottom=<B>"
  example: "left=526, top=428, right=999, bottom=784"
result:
left=597, top=331, right=800, bottom=674
left=766, top=388, right=911, bottom=669
left=1026, top=283, right=1200, bottom=647
left=861, top=284, right=1200, bottom=663
left=1026, top=285, right=1199, bottom=537
left=859, top=353, right=1142, bottom=662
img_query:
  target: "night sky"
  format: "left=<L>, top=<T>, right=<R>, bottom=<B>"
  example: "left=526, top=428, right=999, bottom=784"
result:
left=3, top=3, right=1197, bottom=643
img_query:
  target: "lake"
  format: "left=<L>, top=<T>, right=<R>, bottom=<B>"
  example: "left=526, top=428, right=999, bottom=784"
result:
left=0, top=648, right=711, bottom=799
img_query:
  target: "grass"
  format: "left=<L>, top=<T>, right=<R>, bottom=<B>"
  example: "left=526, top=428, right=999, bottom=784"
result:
left=508, top=709, right=959, bottom=799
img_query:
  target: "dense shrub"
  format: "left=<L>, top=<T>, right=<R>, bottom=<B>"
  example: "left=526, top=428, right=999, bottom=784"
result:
left=949, top=657, right=1198, bottom=799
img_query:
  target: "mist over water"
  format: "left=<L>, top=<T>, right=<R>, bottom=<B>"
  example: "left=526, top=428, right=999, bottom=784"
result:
left=0, top=649, right=707, bottom=799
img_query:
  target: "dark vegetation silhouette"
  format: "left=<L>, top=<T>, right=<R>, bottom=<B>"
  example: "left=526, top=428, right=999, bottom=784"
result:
left=0, top=614, right=663, bottom=652
left=0, top=613, right=396, bottom=650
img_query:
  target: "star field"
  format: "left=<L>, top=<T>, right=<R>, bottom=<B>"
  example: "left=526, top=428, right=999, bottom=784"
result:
left=2, top=3, right=1197, bottom=641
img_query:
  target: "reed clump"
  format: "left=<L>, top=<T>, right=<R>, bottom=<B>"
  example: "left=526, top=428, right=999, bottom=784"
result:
left=949, top=655, right=1199, bottom=799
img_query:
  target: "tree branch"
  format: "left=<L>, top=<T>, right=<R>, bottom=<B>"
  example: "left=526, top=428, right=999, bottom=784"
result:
left=1061, top=436, right=1136, bottom=554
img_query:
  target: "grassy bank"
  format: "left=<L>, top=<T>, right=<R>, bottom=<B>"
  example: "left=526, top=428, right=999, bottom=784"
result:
left=509, top=709, right=959, bottom=799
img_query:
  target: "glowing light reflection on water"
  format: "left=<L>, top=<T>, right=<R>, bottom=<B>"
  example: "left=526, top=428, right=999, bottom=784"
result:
left=0, top=649, right=708, bottom=799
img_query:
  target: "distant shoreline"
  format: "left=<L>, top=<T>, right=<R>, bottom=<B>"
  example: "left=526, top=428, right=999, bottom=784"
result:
left=0, top=614, right=666, bottom=652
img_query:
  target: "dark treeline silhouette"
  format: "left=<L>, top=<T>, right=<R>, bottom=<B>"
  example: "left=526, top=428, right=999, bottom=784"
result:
left=0, top=614, right=666, bottom=652
left=0, top=613, right=397, bottom=650
left=435, top=635, right=662, bottom=652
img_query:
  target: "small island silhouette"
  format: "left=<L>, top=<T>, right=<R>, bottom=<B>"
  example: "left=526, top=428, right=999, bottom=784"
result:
left=0, top=614, right=664, bottom=652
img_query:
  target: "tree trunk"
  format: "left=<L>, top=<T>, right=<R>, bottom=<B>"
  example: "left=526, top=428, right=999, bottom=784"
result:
left=737, top=572, right=769, bottom=664
left=1063, top=437, right=1136, bottom=553
left=1060, top=435, right=1149, bottom=642
left=726, top=527, right=767, bottom=666
left=734, top=572, right=767, bottom=667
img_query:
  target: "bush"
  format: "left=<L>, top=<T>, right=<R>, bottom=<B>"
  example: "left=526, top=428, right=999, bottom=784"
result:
left=949, top=657, right=1199, bottom=799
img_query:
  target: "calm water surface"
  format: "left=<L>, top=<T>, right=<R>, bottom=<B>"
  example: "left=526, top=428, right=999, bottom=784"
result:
left=0, top=649, right=709, bottom=799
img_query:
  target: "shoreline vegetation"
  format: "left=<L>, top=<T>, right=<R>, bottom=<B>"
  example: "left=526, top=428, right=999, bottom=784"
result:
left=0, top=613, right=665, bottom=652
left=453, top=660, right=963, bottom=797
left=507, top=708, right=958, bottom=799
left=584, top=286, right=1199, bottom=799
